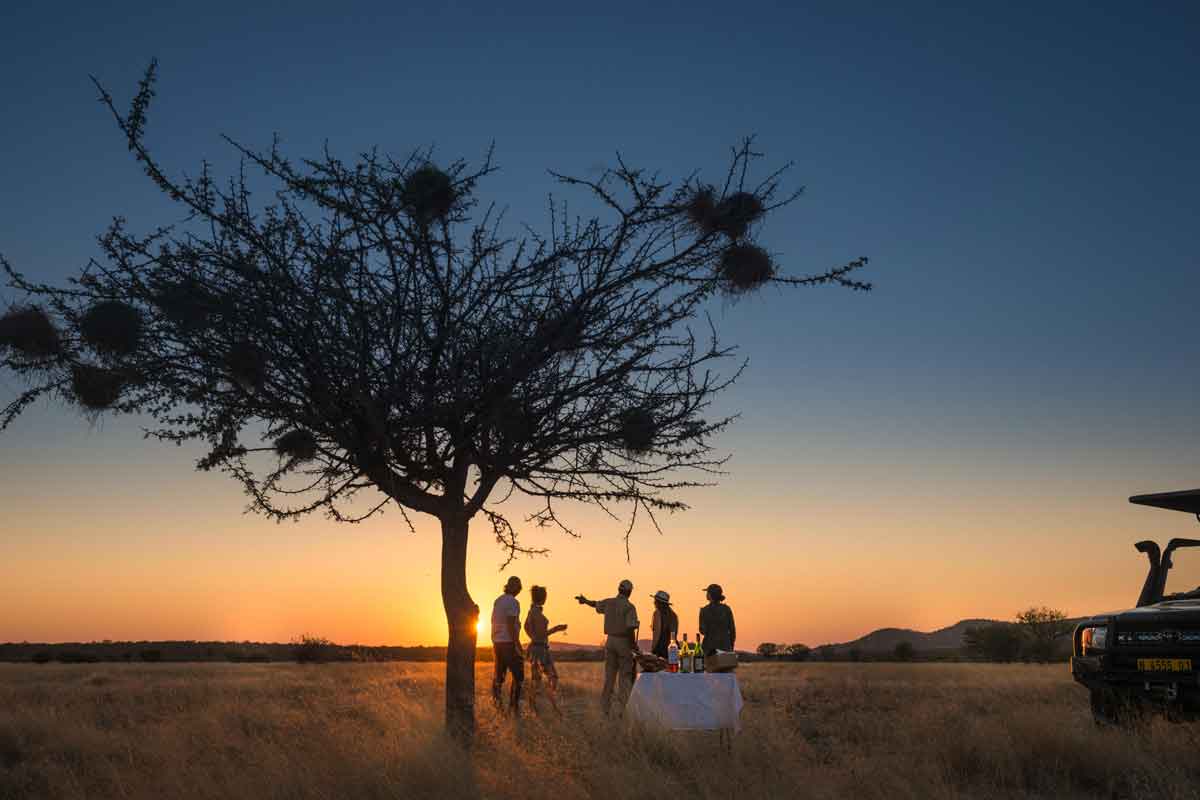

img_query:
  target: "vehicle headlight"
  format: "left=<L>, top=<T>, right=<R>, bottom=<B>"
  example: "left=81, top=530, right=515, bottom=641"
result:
left=1081, top=626, right=1108, bottom=654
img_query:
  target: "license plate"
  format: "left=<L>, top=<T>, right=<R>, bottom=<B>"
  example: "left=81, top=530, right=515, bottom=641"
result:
left=1137, top=658, right=1192, bottom=672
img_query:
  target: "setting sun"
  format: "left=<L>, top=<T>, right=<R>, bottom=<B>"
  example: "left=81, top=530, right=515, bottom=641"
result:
left=476, top=617, right=486, bottom=638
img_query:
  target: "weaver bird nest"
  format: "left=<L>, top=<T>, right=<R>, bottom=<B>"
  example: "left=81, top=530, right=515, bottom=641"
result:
left=79, top=300, right=143, bottom=357
left=619, top=408, right=656, bottom=454
left=718, top=243, right=776, bottom=294
left=70, top=363, right=125, bottom=410
left=685, top=188, right=765, bottom=241
left=401, top=165, right=457, bottom=222
left=275, top=429, right=319, bottom=463
left=0, top=306, right=62, bottom=359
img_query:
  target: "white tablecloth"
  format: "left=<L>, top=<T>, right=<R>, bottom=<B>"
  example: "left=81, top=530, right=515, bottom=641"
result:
left=626, top=672, right=744, bottom=732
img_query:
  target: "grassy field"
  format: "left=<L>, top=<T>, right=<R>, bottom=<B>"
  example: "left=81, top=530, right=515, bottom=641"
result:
left=2, top=661, right=1200, bottom=799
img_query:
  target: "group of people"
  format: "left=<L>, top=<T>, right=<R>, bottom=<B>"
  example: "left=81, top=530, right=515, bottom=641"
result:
left=489, top=576, right=736, bottom=716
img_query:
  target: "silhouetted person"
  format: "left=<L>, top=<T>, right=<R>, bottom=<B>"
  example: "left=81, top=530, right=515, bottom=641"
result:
left=650, top=590, right=678, bottom=659
left=524, top=584, right=567, bottom=715
left=491, top=576, right=524, bottom=714
left=577, top=579, right=639, bottom=716
left=699, top=583, right=735, bottom=656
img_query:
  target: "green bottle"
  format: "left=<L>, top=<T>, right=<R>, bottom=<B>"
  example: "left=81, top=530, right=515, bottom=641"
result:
left=694, top=638, right=705, bottom=673
left=681, top=633, right=693, bottom=673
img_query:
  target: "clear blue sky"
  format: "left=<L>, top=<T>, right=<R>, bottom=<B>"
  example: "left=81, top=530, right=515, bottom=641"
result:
left=2, top=1, right=1200, bottom=646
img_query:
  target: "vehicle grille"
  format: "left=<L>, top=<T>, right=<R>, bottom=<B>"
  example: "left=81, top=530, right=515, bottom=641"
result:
left=1115, top=625, right=1200, bottom=647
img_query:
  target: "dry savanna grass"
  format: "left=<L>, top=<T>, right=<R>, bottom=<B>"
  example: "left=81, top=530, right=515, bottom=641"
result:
left=2, top=662, right=1200, bottom=799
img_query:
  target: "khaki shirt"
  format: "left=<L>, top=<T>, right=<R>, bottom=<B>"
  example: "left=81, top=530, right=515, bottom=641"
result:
left=595, top=595, right=638, bottom=647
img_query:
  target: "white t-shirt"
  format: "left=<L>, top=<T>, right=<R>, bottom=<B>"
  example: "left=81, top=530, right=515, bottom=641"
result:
left=491, top=593, right=521, bottom=643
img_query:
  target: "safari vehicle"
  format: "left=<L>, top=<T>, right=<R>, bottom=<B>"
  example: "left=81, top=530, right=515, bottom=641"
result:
left=1072, top=489, right=1200, bottom=723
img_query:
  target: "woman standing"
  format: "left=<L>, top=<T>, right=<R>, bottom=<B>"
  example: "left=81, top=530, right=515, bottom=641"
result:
left=699, top=583, right=735, bottom=656
left=649, top=590, right=678, bottom=659
left=524, top=585, right=567, bottom=715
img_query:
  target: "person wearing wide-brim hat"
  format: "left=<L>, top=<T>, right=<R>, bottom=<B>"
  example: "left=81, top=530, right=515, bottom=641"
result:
left=649, top=590, right=678, bottom=660
left=699, top=583, right=735, bottom=657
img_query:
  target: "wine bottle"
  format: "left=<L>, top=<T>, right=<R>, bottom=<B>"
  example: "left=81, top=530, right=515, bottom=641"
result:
left=694, top=639, right=705, bottom=673
left=681, top=633, right=692, bottom=673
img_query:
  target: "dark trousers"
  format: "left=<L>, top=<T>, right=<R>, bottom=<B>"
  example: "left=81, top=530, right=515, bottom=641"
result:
left=492, top=642, right=524, bottom=711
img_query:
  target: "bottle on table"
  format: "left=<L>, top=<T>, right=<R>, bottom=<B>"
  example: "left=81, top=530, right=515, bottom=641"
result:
left=667, top=638, right=679, bottom=673
left=681, top=633, right=692, bottom=673
left=694, top=638, right=705, bottom=673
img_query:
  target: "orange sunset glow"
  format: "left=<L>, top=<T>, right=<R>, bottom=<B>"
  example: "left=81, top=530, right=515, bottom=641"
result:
left=4, top=400, right=1195, bottom=650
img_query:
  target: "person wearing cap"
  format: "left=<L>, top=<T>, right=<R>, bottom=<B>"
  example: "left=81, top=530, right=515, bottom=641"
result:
left=699, top=583, right=736, bottom=656
left=491, top=576, right=524, bottom=714
left=576, top=579, right=640, bottom=716
left=649, top=590, right=678, bottom=660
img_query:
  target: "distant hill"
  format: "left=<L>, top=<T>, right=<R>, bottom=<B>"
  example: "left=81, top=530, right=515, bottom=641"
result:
left=818, top=619, right=1004, bottom=655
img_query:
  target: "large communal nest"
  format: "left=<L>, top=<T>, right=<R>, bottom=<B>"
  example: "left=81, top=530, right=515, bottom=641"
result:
left=401, top=165, right=457, bottom=222
left=275, top=429, right=319, bottom=463
left=718, top=244, right=776, bottom=294
left=685, top=188, right=765, bottom=240
left=70, top=363, right=125, bottom=410
left=224, top=341, right=268, bottom=392
left=619, top=408, right=656, bottom=454
left=0, top=305, right=62, bottom=359
left=79, top=300, right=143, bottom=357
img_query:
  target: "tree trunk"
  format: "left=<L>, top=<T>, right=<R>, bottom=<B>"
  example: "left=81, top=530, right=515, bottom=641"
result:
left=441, top=514, right=479, bottom=743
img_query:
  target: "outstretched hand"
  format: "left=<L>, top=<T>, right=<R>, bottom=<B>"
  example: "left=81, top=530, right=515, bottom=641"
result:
left=575, top=594, right=589, bottom=605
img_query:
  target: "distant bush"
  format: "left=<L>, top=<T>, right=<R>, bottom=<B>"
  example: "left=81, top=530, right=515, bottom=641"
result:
left=963, top=624, right=1023, bottom=662
left=293, top=634, right=333, bottom=664
left=56, top=650, right=99, bottom=664
left=139, top=649, right=163, bottom=663
left=31, top=651, right=52, bottom=664
left=1015, top=606, right=1073, bottom=663
left=784, top=644, right=811, bottom=662
left=894, top=641, right=915, bottom=662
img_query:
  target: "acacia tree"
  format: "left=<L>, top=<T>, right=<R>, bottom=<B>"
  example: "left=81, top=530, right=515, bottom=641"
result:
left=0, top=63, right=871, bottom=740
left=1015, top=606, right=1071, bottom=662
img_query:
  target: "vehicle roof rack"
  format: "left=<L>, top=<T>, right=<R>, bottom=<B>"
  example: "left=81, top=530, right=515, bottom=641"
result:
left=1129, top=489, right=1200, bottom=514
